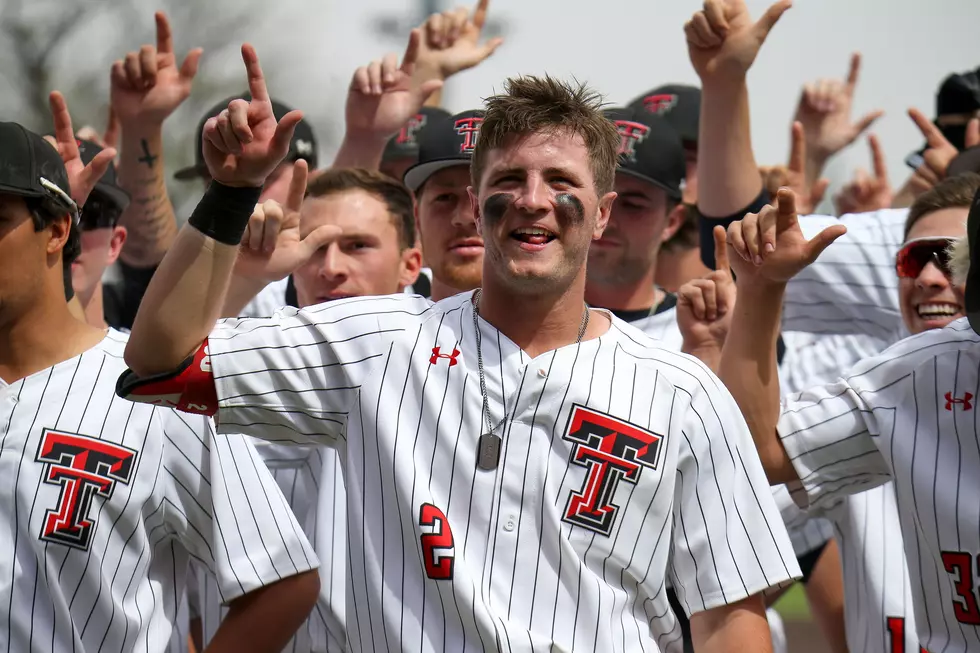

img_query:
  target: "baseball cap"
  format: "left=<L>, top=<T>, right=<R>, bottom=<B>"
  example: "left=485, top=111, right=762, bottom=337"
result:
left=403, top=109, right=484, bottom=192
left=604, top=107, right=685, bottom=200
left=937, top=67, right=980, bottom=117
left=382, top=106, right=452, bottom=165
left=174, top=92, right=318, bottom=180
left=628, top=84, right=701, bottom=145
left=76, top=139, right=130, bottom=211
left=0, top=121, right=77, bottom=223
left=962, top=182, right=980, bottom=334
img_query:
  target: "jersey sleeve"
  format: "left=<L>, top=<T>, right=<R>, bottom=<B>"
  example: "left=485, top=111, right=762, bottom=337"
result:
left=668, top=371, right=802, bottom=616
left=159, top=410, right=320, bottom=604
left=781, top=209, right=907, bottom=341
left=770, top=484, right=833, bottom=556
left=206, top=294, right=430, bottom=445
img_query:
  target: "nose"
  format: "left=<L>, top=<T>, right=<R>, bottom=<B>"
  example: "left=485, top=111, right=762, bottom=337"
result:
left=318, top=244, right=349, bottom=283
left=513, top=175, right=551, bottom=214
left=915, top=260, right=949, bottom=289
left=451, top=199, right=476, bottom=229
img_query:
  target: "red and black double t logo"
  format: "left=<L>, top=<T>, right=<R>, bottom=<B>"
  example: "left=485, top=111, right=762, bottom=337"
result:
left=35, top=429, right=138, bottom=551
left=562, top=405, right=664, bottom=536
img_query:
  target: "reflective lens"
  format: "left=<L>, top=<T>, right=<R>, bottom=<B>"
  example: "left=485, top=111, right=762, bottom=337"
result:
left=895, top=237, right=956, bottom=279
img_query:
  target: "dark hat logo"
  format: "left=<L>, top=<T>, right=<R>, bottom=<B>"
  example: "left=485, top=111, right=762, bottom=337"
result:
left=294, top=138, right=314, bottom=156
left=454, top=117, right=483, bottom=153
left=614, top=120, right=650, bottom=162
left=396, top=113, right=428, bottom=146
left=642, top=94, right=679, bottom=115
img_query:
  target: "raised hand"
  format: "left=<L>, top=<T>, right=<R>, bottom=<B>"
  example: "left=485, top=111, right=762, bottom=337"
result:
left=344, top=29, right=445, bottom=142
left=110, top=12, right=202, bottom=125
left=685, top=0, right=792, bottom=83
left=834, top=134, right=892, bottom=215
left=906, top=107, right=980, bottom=194
left=47, top=91, right=117, bottom=207
left=233, top=160, right=341, bottom=283
left=759, top=121, right=830, bottom=215
left=726, top=188, right=846, bottom=284
left=202, top=44, right=303, bottom=188
left=678, top=226, right=737, bottom=355
left=794, top=53, right=884, bottom=162
left=415, top=0, right=504, bottom=82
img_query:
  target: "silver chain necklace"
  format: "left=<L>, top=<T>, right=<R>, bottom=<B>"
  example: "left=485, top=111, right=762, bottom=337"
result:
left=472, top=289, right=591, bottom=470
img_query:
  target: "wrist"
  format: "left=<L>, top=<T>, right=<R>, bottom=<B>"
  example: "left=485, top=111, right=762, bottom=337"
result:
left=700, top=74, right=748, bottom=97
left=188, top=182, right=263, bottom=247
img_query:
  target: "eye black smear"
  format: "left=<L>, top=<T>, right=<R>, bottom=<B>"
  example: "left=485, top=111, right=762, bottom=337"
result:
left=482, top=193, right=513, bottom=224
left=555, top=193, right=584, bottom=224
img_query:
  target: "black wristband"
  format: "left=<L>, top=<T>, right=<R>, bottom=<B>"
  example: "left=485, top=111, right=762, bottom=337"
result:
left=187, top=181, right=263, bottom=246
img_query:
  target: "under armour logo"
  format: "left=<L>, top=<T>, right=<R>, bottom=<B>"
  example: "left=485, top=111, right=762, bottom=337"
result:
left=945, top=392, right=973, bottom=411
left=294, top=139, right=313, bottom=156
left=430, top=347, right=460, bottom=366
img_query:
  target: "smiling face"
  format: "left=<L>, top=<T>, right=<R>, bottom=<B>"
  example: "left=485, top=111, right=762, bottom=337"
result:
left=469, top=130, right=615, bottom=294
left=898, top=206, right=967, bottom=334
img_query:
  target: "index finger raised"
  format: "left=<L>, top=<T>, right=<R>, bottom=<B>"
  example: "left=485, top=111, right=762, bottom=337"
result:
left=845, top=52, right=861, bottom=92
left=285, top=159, right=309, bottom=212
left=775, top=187, right=799, bottom=227
left=868, top=133, right=888, bottom=181
left=471, top=0, right=490, bottom=29
left=155, top=11, right=174, bottom=55
left=48, top=92, right=78, bottom=158
left=788, top=121, right=806, bottom=174
left=241, top=43, right=270, bottom=103
left=713, top=225, right=731, bottom=275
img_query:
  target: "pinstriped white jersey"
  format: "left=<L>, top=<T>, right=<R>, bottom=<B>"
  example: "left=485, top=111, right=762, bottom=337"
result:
left=778, top=318, right=980, bottom=653
left=204, top=291, right=800, bottom=652
left=784, top=209, right=908, bottom=343
left=0, top=330, right=317, bottom=652
left=622, top=306, right=684, bottom=352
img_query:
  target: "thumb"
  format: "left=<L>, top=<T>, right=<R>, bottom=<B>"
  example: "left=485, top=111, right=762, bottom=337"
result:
left=753, top=0, right=792, bottom=40
left=481, top=37, right=504, bottom=59
left=809, top=178, right=830, bottom=210
left=180, top=48, right=203, bottom=81
left=299, top=224, right=343, bottom=259
left=76, top=148, right=117, bottom=203
left=804, top=224, right=847, bottom=264
left=851, top=110, right=884, bottom=140
left=270, top=110, right=304, bottom=159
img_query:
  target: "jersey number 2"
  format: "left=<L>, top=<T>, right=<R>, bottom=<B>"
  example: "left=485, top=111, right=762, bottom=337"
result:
left=886, top=617, right=928, bottom=653
left=419, top=503, right=455, bottom=580
left=942, top=550, right=980, bottom=625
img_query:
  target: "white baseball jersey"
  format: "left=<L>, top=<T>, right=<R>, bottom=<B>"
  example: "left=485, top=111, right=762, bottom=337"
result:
left=783, top=209, right=908, bottom=343
left=201, top=291, right=801, bottom=652
left=0, top=330, right=318, bottom=652
left=778, top=317, right=980, bottom=652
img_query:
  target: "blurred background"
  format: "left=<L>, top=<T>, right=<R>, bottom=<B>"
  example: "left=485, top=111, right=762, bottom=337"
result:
left=6, top=0, right=975, bottom=648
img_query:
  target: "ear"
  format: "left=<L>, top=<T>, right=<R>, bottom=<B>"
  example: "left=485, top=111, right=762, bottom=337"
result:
left=660, top=201, right=688, bottom=243
left=593, top=191, right=617, bottom=240
left=467, top=186, right=482, bottom=236
left=46, top=213, right=72, bottom=256
left=106, top=226, right=128, bottom=265
left=398, top=246, right=423, bottom=290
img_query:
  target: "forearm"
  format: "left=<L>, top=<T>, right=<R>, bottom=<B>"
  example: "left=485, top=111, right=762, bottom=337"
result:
left=117, top=122, right=180, bottom=266
left=718, top=281, right=797, bottom=484
left=690, top=595, right=772, bottom=653
left=331, top=131, right=389, bottom=171
left=698, top=80, right=763, bottom=217
left=203, top=569, right=319, bottom=653
left=683, top=343, right=723, bottom=374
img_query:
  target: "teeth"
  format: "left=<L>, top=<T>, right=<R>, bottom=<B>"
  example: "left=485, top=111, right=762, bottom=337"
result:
left=917, top=303, right=959, bottom=317
left=513, top=227, right=552, bottom=236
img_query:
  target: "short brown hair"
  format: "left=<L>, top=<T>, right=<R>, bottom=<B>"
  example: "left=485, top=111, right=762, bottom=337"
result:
left=306, top=168, right=416, bottom=249
left=905, top=172, right=980, bottom=238
left=471, top=75, right=619, bottom=196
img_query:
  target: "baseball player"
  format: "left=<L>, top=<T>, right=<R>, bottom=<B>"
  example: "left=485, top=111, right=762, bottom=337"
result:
left=117, top=42, right=801, bottom=651
left=380, top=106, right=451, bottom=185
left=716, top=183, right=980, bottom=653
left=0, top=114, right=320, bottom=652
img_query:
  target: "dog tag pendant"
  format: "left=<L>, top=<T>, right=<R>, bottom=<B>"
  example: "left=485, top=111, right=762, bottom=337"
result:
left=477, top=433, right=502, bottom=470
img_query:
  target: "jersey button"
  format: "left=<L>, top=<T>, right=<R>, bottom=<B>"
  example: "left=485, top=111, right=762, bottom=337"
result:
left=503, top=519, right=515, bottom=532
left=537, top=368, right=547, bottom=378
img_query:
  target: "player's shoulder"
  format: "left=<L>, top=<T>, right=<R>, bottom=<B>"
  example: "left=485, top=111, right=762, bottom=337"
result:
left=799, top=208, right=907, bottom=245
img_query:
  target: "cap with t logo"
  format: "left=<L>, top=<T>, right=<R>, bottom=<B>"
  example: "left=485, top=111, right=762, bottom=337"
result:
left=628, top=84, right=701, bottom=146
left=383, top=106, right=452, bottom=165
left=0, top=121, right=78, bottom=223
left=604, top=107, right=685, bottom=200
left=402, top=109, right=484, bottom=192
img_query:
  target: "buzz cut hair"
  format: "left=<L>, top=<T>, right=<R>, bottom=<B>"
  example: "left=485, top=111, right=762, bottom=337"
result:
left=470, top=75, right=620, bottom=196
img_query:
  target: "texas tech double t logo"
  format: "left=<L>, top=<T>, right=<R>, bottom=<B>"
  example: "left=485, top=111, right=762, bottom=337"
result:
left=562, top=405, right=663, bottom=536
left=35, top=430, right=138, bottom=551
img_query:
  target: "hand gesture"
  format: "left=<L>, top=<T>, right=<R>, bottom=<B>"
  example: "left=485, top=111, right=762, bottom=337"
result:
left=793, top=53, right=884, bottom=162
left=906, top=108, right=980, bottom=194
left=345, top=29, right=445, bottom=142
left=76, top=107, right=120, bottom=150
left=110, top=12, right=202, bottom=126
left=834, top=134, right=892, bottom=215
left=415, top=0, right=504, bottom=82
left=727, top=188, right=846, bottom=284
left=759, top=121, right=830, bottom=215
left=46, top=91, right=117, bottom=208
left=202, top=44, right=303, bottom=188
left=233, top=160, right=341, bottom=282
left=685, top=0, right=791, bottom=83
left=677, top=226, right=737, bottom=352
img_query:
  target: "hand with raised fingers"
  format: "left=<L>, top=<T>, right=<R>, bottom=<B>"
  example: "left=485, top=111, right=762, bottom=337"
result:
left=726, top=187, right=847, bottom=284
left=794, top=53, right=884, bottom=163
left=47, top=91, right=117, bottom=208
left=834, top=134, right=892, bottom=215
left=110, top=11, right=202, bottom=126
left=759, top=121, right=830, bottom=215
left=685, top=0, right=792, bottom=83
left=233, top=160, right=341, bottom=283
left=345, top=29, right=445, bottom=143
left=202, top=44, right=303, bottom=188
left=678, top=226, right=738, bottom=354
left=906, top=108, right=980, bottom=194
left=415, top=0, right=503, bottom=83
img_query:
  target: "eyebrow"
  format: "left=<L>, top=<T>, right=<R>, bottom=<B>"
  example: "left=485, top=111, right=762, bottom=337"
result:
left=617, top=190, right=653, bottom=201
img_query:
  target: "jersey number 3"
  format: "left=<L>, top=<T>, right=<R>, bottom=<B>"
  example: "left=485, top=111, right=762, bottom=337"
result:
left=419, top=503, right=455, bottom=580
left=942, top=550, right=980, bottom=625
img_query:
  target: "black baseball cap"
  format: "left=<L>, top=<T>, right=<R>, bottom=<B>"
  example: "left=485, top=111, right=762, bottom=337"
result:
left=174, top=92, right=318, bottom=180
left=962, top=181, right=980, bottom=334
left=0, top=121, right=77, bottom=223
left=604, top=107, right=685, bottom=200
left=382, top=107, right=452, bottom=164
left=403, top=109, right=484, bottom=192
left=628, top=84, right=701, bottom=145
left=77, top=139, right=130, bottom=211
left=937, top=67, right=980, bottom=117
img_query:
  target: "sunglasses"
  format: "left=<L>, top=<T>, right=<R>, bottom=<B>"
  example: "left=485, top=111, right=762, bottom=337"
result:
left=895, top=237, right=957, bottom=279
